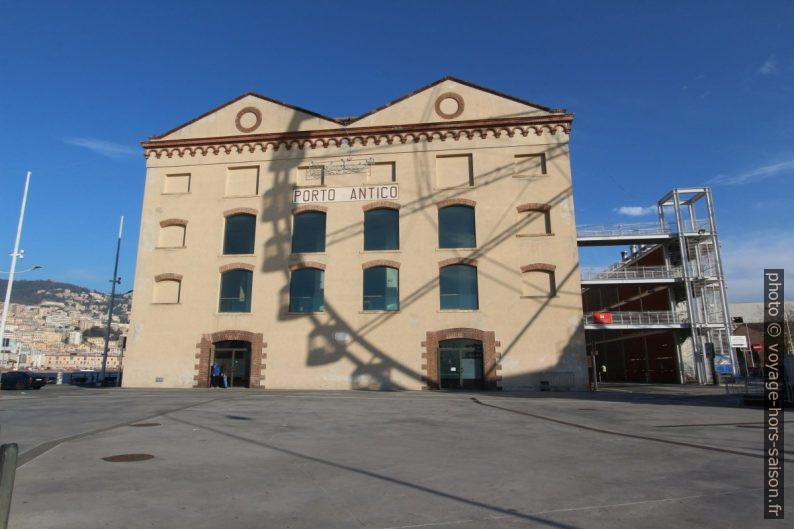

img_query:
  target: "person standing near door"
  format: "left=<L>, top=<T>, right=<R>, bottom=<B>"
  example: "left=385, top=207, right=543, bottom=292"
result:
left=211, top=362, right=221, bottom=388
left=221, top=366, right=228, bottom=389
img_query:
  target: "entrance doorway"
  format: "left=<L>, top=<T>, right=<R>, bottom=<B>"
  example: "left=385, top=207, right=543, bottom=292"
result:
left=438, top=339, right=484, bottom=389
left=212, top=340, right=251, bottom=388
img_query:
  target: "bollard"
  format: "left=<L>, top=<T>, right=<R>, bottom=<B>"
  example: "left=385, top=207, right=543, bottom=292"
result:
left=0, top=443, right=18, bottom=529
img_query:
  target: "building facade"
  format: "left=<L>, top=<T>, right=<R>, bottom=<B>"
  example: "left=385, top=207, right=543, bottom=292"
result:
left=123, top=77, right=587, bottom=390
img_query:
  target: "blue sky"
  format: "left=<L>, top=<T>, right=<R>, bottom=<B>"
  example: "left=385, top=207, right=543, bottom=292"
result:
left=1, top=0, right=792, bottom=302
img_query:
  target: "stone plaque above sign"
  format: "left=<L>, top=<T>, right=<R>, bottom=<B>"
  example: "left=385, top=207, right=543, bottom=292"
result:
left=292, top=184, right=399, bottom=204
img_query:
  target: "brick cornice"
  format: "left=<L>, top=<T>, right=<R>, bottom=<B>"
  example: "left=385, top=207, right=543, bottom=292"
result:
left=292, top=205, right=328, bottom=215
left=142, top=114, right=573, bottom=159
left=516, top=203, right=551, bottom=213
left=159, top=218, right=188, bottom=228
left=223, top=207, right=257, bottom=218
left=437, top=198, right=476, bottom=209
left=219, top=262, right=255, bottom=273
left=289, top=261, right=326, bottom=272
left=362, top=259, right=401, bottom=270
left=439, top=257, right=478, bottom=268
left=154, top=273, right=183, bottom=282
left=362, top=201, right=401, bottom=212
left=521, top=263, right=556, bottom=273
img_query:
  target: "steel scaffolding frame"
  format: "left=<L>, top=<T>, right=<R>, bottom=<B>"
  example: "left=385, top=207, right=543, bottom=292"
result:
left=577, top=187, right=735, bottom=384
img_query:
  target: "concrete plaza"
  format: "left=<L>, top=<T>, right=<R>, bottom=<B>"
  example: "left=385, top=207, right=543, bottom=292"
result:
left=1, top=384, right=791, bottom=528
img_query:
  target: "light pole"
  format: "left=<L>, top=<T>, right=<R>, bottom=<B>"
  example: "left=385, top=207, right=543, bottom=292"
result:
left=100, top=216, right=123, bottom=386
left=0, top=172, right=32, bottom=362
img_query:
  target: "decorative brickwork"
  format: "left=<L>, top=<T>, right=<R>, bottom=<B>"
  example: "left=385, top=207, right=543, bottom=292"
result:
left=520, top=263, right=556, bottom=273
left=223, top=207, right=258, bottom=217
left=219, top=262, right=255, bottom=273
left=159, top=218, right=188, bottom=227
left=235, top=106, right=262, bottom=133
left=422, top=328, right=500, bottom=390
left=362, top=259, right=401, bottom=270
left=194, top=330, right=267, bottom=388
left=516, top=203, right=551, bottom=213
left=436, top=198, right=476, bottom=209
left=154, top=273, right=183, bottom=282
left=434, top=92, right=465, bottom=120
left=292, top=205, right=328, bottom=215
left=288, top=261, right=326, bottom=272
left=361, top=201, right=401, bottom=212
left=438, top=257, right=478, bottom=268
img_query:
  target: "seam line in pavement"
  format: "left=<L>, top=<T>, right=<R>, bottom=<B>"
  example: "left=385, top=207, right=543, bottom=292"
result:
left=16, top=397, right=223, bottom=467
left=470, top=397, right=794, bottom=463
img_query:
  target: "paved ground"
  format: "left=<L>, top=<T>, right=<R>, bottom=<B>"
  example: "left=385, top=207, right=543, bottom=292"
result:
left=0, top=384, right=791, bottom=529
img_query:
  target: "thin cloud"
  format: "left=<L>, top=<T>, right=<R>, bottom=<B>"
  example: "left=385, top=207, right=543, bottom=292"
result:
left=758, top=55, right=778, bottom=75
left=613, top=206, right=656, bottom=217
left=63, top=137, right=137, bottom=158
left=709, top=159, right=794, bottom=185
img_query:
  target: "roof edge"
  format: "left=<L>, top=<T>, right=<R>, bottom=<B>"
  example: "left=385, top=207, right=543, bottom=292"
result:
left=149, top=92, right=344, bottom=140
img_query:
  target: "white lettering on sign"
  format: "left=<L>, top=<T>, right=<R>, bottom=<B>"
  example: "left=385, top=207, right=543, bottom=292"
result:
left=292, top=184, right=399, bottom=204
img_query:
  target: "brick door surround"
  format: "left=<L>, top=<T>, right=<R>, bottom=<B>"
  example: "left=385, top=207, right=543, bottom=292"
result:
left=195, top=330, right=266, bottom=388
left=421, top=328, right=501, bottom=390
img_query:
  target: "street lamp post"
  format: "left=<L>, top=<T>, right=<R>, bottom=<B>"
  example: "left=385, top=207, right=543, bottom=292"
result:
left=100, top=216, right=123, bottom=386
left=0, top=172, right=32, bottom=361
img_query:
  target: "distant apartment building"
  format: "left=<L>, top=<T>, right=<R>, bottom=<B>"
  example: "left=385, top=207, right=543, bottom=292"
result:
left=124, top=77, right=587, bottom=390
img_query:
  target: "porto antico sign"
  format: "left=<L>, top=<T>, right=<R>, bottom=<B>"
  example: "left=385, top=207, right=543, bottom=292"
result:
left=292, top=184, right=399, bottom=204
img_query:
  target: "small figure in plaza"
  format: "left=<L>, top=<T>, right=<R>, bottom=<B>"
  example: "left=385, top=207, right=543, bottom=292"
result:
left=211, top=362, right=221, bottom=387
left=599, top=364, right=607, bottom=382
left=221, top=367, right=228, bottom=389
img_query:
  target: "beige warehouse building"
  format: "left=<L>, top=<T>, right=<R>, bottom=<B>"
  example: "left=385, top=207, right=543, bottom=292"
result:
left=123, top=77, right=587, bottom=390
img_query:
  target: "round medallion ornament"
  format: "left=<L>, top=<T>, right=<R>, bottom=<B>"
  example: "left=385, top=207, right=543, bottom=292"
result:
left=434, top=92, right=464, bottom=119
left=235, top=106, right=262, bottom=133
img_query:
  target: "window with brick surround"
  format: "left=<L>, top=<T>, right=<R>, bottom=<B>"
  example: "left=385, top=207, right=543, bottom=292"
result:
left=223, top=214, right=256, bottom=254
left=440, top=264, right=479, bottom=310
left=219, top=269, right=253, bottom=313
left=289, top=268, right=324, bottom=313
left=364, top=208, right=399, bottom=251
left=363, top=267, right=399, bottom=311
left=292, top=211, right=326, bottom=253
left=439, top=206, right=476, bottom=248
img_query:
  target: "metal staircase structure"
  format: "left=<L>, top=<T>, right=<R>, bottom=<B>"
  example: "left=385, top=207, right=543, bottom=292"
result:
left=578, top=188, right=736, bottom=384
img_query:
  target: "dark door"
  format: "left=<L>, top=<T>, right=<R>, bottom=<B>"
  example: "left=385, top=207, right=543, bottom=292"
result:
left=213, top=340, right=251, bottom=388
left=438, top=339, right=484, bottom=389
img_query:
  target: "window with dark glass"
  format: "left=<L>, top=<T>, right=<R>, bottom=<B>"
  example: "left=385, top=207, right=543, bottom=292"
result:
left=438, top=206, right=476, bottom=248
left=439, top=264, right=478, bottom=310
left=363, top=267, right=399, bottom=311
left=289, top=268, right=324, bottom=312
left=292, top=211, right=326, bottom=253
left=223, top=214, right=256, bottom=254
left=219, top=269, right=253, bottom=313
left=364, top=208, right=399, bottom=250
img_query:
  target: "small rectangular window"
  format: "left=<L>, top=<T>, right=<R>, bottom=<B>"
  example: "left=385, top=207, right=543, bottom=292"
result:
left=219, top=270, right=253, bottom=312
left=436, top=154, right=473, bottom=188
left=158, top=225, right=186, bottom=248
left=522, top=271, right=556, bottom=298
left=514, top=153, right=547, bottom=177
left=518, top=209, right=552, bottom=236
left=153, top=280, right=181, bottom=304
left=225, top=166, right=259, bottom=196
left=368, top=162, right=396, bottom=184
left=164, top=173, right=190, bottom=194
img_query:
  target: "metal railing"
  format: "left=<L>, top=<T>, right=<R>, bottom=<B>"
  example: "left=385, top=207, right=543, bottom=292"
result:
left=576, top=219, right=711, bottom=238
left=576, top=222, right=669, bottom=238
left=580, top=266, right=683, bottom=281
left=584, top=310, right=689, bottom=326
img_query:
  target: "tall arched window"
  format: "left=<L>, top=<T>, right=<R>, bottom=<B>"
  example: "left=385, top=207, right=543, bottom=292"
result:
left=289, top=267, right=325, bottom=312
left=438, top=205, right=476, bottom=248
left=219, top=269, right=253, bottom=312
left=363, top=266, right=399, bottom=311
left=439, top=264, right=478, bottom=310
left=364, top=208, right=399, bottom=250
left=223, top=214, right=256, bottom=254
left=292, top=211, right=326, bottom=253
